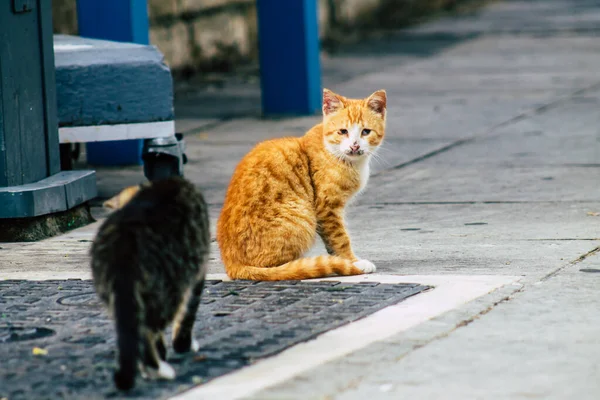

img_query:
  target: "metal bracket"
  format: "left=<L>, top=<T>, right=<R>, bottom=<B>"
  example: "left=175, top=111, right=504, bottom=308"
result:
left=142, top=134, right=187, bottom=182
left=13, top=0, right=34, bottom=14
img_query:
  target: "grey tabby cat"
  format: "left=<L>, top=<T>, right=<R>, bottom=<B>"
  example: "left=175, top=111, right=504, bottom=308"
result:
left=91, top=177, right=210, bottom=391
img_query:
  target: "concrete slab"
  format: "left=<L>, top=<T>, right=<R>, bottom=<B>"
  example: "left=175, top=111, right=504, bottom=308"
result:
left=370, top=97, right=600, bottom=203
left=54, top=35, right=173, bottom=127
left=319, top=202, right=600, bottom=279
left=329, top=254, right=600, bottom=400
left=346, top=70, right=598, bottom=94
left=372, top=164, right=600, bottom=202
left=404, top=0, right=600, bottom=35
left=173, top=274, right=521, bottom=400
left=174, top=118, right=220, bottom=134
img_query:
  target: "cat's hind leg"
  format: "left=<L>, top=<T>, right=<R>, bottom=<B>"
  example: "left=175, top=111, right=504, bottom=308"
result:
left=156, top=332, right=167, bottom=361
left=173, top=279, right=204, bottom=353
left=141, top=331, right=176, bottom=380
left=156, top=360, right=176, bottom=380
left=142, top=360, right=176, bottom=381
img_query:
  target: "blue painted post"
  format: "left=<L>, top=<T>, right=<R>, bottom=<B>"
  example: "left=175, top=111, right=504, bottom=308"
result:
left=256, top=0, right=322, bottom=116
left=76, top=0, right=150, bottom=166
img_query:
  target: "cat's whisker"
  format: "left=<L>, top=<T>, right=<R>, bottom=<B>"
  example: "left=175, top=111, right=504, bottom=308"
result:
left=374, top=144, right=393, bottom=153
left=368, top=151, right=392, bottom=169
left=369, top=155, right=384, bottom=168
left=322, top=152, right=345, bottom=168
left=369, top=156, right=386, bottom=170
left=371, top=151, right=389, bottom=163
left=330, top=150, right=350, bottom=167
left=336, top=153, right=349, bottom=165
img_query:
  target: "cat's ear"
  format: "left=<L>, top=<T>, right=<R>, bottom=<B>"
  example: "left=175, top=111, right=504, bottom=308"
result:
left=366, top=89, right=387, bottom=118
left=323, top=88, right=345, bottom=116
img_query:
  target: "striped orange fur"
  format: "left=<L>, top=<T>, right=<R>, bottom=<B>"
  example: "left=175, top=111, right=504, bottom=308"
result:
left=217, top=88, right=387, bottom=281
left=103, top=185, right=143, bottom=209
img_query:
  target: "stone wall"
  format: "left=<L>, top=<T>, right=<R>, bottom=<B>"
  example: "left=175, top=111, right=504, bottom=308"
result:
left=147, top=0, right=259, bottom=74
left=52, top=0, right=483, bottom=75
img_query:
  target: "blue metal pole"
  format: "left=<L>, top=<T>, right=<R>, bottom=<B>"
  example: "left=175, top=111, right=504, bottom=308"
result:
left=256, top=0, right=322, bottom=116
left=77, top=0, right=149, bottom=44
left=76, top=0, right=150, bottom=165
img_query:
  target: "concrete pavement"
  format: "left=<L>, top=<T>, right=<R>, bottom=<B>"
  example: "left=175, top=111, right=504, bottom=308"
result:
left=2, top=0, right=600, bottom=398
left=242, top=1, right=600, bottom=398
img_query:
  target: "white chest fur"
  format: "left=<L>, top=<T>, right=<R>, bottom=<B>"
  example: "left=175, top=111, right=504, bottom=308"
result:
left=349, top=156, right=371, bottom=202
left=357, top=157, right=370, bottom=192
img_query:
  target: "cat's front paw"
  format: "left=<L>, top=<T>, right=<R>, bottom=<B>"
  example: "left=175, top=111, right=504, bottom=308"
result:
left=353, top=259, right=377, bottom=274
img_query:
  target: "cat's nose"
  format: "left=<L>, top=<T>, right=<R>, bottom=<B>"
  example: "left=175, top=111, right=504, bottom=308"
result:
left=350, top=143, right=360, bottom=153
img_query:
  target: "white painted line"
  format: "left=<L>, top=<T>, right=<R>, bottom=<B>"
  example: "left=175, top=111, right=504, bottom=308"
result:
left=58, top=120, right=174, bottom=143
left=1, top=271, right=92, bottom=281
left=53, top=44, right=94, bottom=52
left=171, top=274, right=522, bottom=400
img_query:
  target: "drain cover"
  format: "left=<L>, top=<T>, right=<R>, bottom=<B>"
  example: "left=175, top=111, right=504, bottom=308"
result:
left=0, top=279, right=429, bottom=399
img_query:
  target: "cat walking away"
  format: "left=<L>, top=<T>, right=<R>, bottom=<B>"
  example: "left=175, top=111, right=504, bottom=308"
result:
left=91, top=177, right=210, bottom=391
left=218, top=88, right=387, bottom=281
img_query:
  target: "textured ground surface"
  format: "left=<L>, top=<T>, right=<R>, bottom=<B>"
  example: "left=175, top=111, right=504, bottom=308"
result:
left=1, top=0, right=600, bottom=399
left=0, top=280, right=427, bottom=400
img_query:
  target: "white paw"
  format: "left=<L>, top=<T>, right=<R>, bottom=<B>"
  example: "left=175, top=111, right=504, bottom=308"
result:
left=139, top=364, right=149, bottom=380
left=354, top=259, right=377, bottom=274
left=191, top=338, right=200, bottom=352
left=157, top=360, right=176, bottom=380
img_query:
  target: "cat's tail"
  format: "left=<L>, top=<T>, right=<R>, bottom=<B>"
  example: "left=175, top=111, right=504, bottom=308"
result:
left=227, top=255, right=376, bottom=281
left=113, top=275, right=139, bottom=391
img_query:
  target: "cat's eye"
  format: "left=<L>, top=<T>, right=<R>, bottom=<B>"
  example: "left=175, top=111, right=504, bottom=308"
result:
left=339, top=129, right=348, bottom=135
left=362, top=129, right=371, bottom=136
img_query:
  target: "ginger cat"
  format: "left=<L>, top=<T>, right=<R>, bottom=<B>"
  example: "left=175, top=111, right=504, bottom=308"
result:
left=217, top=88, right=387, bottom=281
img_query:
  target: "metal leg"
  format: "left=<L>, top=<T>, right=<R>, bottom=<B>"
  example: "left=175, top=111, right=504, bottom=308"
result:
left=141, top=134, right=187, bottom=182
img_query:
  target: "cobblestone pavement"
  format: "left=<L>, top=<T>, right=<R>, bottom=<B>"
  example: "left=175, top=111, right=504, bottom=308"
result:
left=0, top=279, right=428, bottom=400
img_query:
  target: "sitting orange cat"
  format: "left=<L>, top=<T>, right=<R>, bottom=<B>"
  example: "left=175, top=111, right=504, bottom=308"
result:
left=217, top=88, right=387, bottom=281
